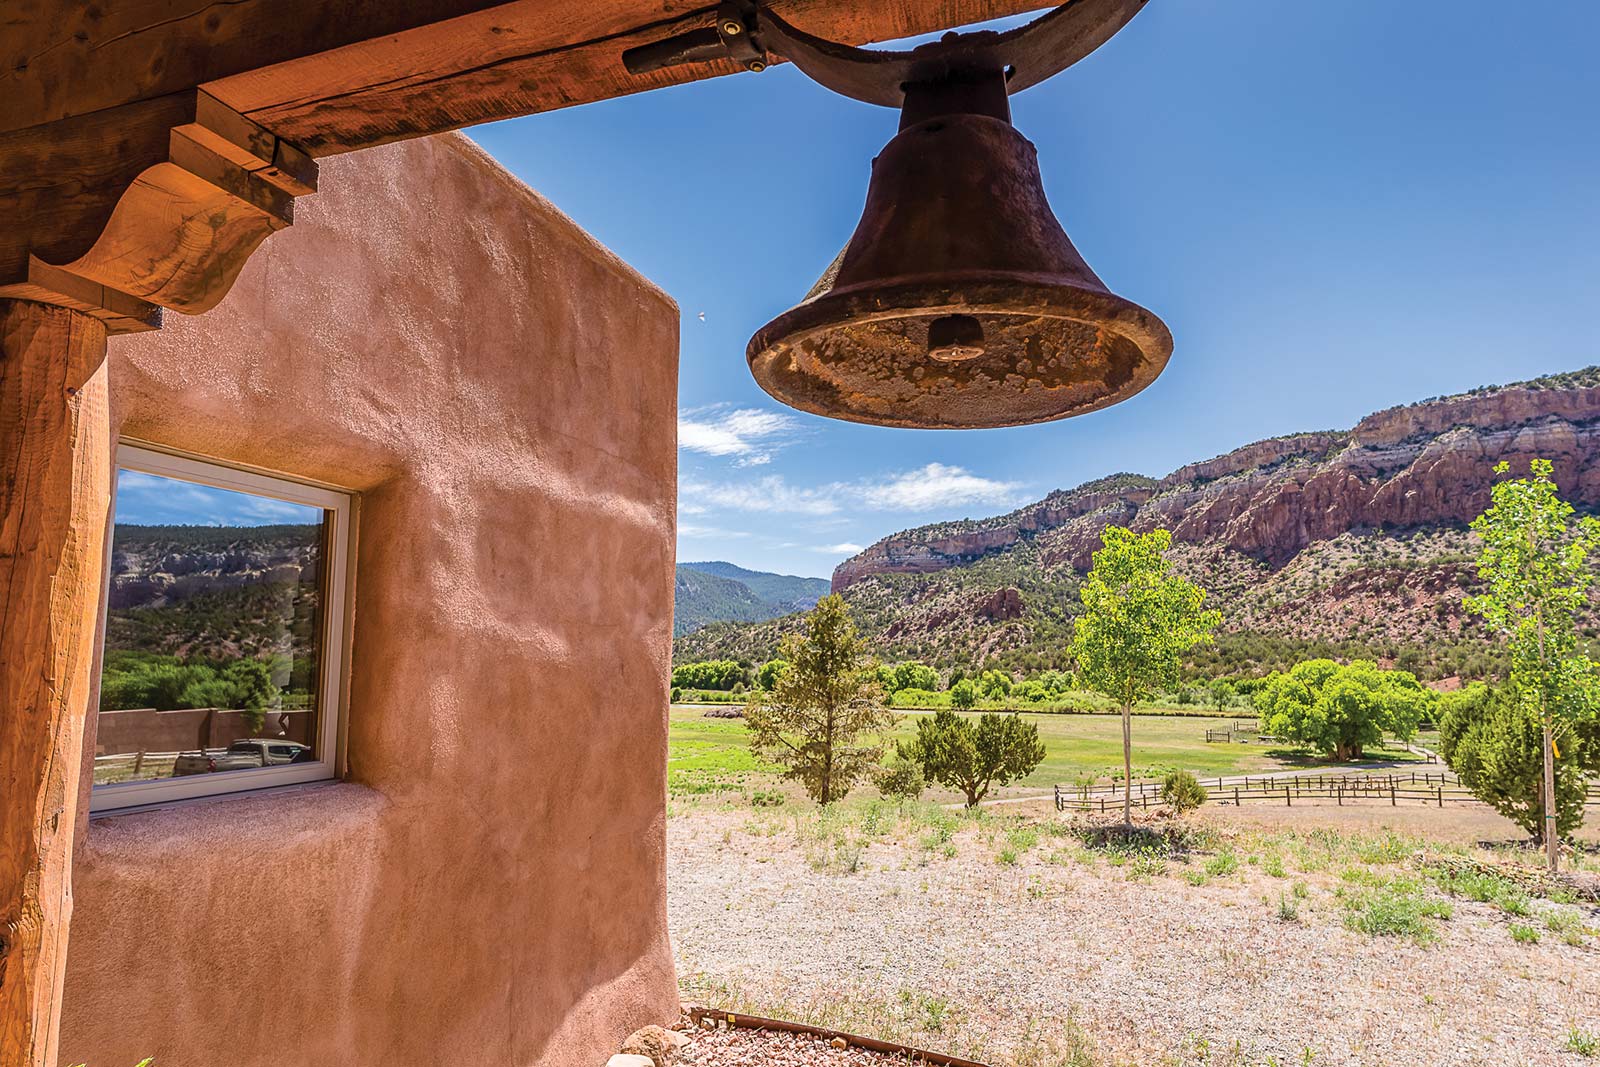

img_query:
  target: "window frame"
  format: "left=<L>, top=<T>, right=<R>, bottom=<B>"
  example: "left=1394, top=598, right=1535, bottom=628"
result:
left=90, top=443, right=355, bottom=814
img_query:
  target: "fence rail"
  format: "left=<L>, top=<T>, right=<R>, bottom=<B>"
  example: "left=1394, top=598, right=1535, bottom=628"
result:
left=1053, top=771, right=1600, bottom=813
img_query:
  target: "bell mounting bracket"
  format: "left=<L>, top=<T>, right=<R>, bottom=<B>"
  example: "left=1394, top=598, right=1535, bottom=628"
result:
left=623, top=0, right=1152, bottom=120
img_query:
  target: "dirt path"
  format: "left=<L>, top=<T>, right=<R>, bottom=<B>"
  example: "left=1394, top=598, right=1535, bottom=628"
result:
left=668, top=806, right=1600, bottom=1067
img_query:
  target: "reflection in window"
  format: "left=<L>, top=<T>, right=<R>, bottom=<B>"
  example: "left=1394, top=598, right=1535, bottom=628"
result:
left=92, top=449, right=347, bottom=807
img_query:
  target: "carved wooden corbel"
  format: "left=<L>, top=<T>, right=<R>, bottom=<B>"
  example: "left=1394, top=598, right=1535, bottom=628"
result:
left=0, top=92, right=317, bottom=335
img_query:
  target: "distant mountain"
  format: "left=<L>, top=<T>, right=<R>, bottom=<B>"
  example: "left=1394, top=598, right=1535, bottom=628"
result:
left=673, top=562, right=830, bottom=636
left=679, top=561, right=830, bottom=612
left=676, top=367, right=1600, bottom=680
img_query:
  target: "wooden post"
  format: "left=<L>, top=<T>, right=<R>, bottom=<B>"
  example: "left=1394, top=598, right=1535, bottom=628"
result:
left=0, top=300, right=111, bottom=1067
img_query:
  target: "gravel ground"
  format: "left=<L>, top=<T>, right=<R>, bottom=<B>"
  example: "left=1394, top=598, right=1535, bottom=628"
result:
left=668, top=806, right=1600, bottom=1067
left=678, top=1020, right=942, bottom=1066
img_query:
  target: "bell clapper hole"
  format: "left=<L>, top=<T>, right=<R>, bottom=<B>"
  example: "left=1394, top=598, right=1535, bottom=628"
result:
left=927, top=314, right=986, bottom=362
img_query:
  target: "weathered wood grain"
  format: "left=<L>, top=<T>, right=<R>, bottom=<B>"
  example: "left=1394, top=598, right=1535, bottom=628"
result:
left=0, top=301, right=111, bottom=1067
left=0, top=92, right=317, bottom=328
left=209, top=0, right=1055, bottom=156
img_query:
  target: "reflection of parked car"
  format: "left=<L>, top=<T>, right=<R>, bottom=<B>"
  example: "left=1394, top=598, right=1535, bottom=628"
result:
left=172, top=739, right=310, bottom=776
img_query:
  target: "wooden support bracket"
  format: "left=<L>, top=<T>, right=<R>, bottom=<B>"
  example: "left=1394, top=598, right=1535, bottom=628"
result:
left=0, top=93, right=318, bottom=334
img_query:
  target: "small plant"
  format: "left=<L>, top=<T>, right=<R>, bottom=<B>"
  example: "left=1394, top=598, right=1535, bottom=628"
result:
left=1292, top=880, right=1309, bottom=900
left=873, top=752, right=926, bottom=802
left=1184, top=868, right=1208, bottom=887
left=1161, top=769, right=1208, bottom=813
left=997, top=847, right=1019, bottom=866
left=1509, top=923, right=1541, bottom=944
left=750, top=790, right=786, bottom=807
left=1204, top=849, right=1239, bottom=878
left=1277, top=891, right=1300, bottom=922
left=1567, top=1026, right=1600, bottom=1057
left=1341, top=877, right=1452, bottom=945
left=1263, top=854, right=1287, bottom=878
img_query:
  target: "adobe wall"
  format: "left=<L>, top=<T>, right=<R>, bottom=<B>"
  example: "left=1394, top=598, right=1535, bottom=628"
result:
left=59, top=134, right=680, bottom=1066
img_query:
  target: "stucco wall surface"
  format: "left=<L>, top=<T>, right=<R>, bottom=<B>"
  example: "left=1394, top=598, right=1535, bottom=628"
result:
left=58, top=133, right=681, bottom=1067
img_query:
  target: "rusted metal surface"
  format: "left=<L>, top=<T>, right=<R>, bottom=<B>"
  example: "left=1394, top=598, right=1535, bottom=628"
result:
left=747, top=103, right=1171, bottom=428
left=685, top=1005, right=993, bottom=1067
left=653, top=0, right=1177, bottom=429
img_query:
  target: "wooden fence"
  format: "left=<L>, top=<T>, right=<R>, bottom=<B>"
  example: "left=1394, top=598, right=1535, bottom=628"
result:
left=1054, top=771, right=1600, bottom=813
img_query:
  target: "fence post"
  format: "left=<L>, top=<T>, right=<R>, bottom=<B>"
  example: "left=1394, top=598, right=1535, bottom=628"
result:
left=1234, top=786, right=1240, bottom=806
left=1437, top=786, right=1443, bottom=808
left=1286, top=786, right=1291, bottom=807
left=1337, top=784, right=1343, bottom=806
left=1391, top=781, right=1396, bottom=806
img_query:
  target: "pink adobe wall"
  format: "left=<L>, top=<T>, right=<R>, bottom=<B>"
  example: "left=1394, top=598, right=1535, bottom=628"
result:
left=59, top=133, right=680, bottom=1066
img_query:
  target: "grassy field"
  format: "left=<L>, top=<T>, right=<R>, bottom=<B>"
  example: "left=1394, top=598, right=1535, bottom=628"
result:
left=667, top=705, right=1428, bottom=803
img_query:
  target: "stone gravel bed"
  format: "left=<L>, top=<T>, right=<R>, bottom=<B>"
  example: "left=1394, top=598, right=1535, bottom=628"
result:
left=678, top=1022, right=939, bottom=1066
left=668, top=805, right=1600, bottom=1067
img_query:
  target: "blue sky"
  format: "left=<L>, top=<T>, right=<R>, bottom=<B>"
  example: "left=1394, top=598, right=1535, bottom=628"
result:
left=231, top=4, right=1600, bottom=568
left=115, top=471, right=321, bottom=527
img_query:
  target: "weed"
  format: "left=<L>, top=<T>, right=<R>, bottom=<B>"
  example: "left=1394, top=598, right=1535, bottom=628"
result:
left=1006, top=826, right=1041, bottom=853
left=1341, top=876, right=1452, bottom=945
left=1277, top=892, right=1300, bottom=922
left=997, top=848, right=1019, bottom=866
left=1264, top=854, right=1287, bottom=878
left=1292, top=880, right=1309, bottom=899
left=1568, top=1026, right=1599, bottom=1057
left=1509, top=923, right=1541, bottom=944
left=1204, top=850, right=1239, bottom=878
left=1184, top=868, right=1209, bottom=887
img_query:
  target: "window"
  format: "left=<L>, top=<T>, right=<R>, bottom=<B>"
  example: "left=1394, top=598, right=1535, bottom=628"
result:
left=90, top=444, right=353, bottom=812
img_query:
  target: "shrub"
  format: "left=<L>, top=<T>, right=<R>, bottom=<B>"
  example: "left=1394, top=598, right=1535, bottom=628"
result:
left=873, top=752, right=926, bottom=802
left=1161, top=770, right=1208, bottom=813
left=670, top=687, right=682, bottom=702
left=1509, top=923, right=1541, bottom=944
left=904, top=709, right=1046, bottom=807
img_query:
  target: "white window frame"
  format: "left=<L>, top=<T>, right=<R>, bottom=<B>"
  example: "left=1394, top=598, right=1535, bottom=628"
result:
left=90, top=443, right=355, bottom=813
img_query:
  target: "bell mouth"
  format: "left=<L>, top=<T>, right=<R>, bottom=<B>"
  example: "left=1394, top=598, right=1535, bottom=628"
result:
left=747, top=273, right=1173, bottom=429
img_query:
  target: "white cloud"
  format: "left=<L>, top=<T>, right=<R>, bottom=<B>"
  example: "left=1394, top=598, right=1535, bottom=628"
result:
left=811, top=542, right=864, bottom=554
left=677, top=521, right=750, bottom=540
left=680, top=463, right=1025, bottom=517
left=679, top=406, right=800, bottom=466
left=856, top=462, right=1025, bottom=511
left=680, top=475, right=841, bottom=515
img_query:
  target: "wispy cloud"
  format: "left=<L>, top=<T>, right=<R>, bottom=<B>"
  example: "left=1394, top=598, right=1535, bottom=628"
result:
left=811, top=542, right=864, bottom=554
left=677, top=521, right=750, bottom=540
left=680, top=463, right=1026, bottom=517
left=855, top=462, right=1025, bottom=511
left=680, top=475, right=841, bottom=515
left=679, top=406, right=801, bottom=466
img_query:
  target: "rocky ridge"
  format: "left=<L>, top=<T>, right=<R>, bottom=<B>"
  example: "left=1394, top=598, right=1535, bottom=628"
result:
left=834, top=370, right=1600, bottom=589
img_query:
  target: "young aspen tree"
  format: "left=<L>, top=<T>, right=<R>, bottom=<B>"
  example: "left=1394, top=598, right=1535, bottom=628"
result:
left=1070, top=527, right=1220, bottom=826
left=1466, top=460, right=1600, bottom=871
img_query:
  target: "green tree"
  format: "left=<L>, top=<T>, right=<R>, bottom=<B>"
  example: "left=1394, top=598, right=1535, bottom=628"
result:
left=978, top=669, right=1013, bottom=702
left=756, top=659, right=790, bottom=691
left=904, top=710, right=1045, bottom=808
left=893, top=662, right=940, bottom=694
left=1439, top=683, right=1590, bottom=841
left=1208, top=678, right=1235, bottom=715
left=872, top=751, right=926, bottom=802
left=1465, top=459, right=1600, bottom=868
left=949, top=678, right=978, bottom=710
left=1069, top=527, right=1220, bottom=825
left=744, top=595, right=894, bottom=805
left=1255, top=659, right=1430, bottom=760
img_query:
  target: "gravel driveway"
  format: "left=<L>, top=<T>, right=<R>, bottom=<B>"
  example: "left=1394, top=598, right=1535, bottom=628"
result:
left=668, top=807, right=1600, bottom=1066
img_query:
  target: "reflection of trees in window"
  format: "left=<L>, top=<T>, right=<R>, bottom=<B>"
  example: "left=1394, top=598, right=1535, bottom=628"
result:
left=99, top=520, right=326, bottom=725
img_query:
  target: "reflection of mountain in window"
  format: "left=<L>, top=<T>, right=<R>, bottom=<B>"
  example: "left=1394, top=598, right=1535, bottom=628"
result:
left=91, top=447, right=350, bottom=809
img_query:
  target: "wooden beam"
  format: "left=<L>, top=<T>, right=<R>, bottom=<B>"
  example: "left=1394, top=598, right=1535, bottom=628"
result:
left=0, top=92, right=318, bottom=331
left=0, top=300, right=111, bottom=1067
left=208, top=0, right=1054, bottom=156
